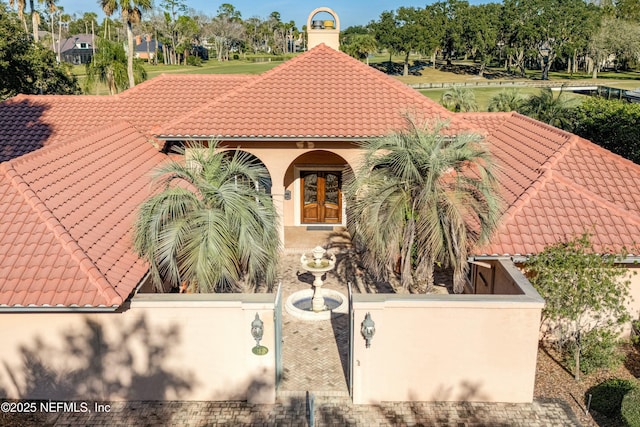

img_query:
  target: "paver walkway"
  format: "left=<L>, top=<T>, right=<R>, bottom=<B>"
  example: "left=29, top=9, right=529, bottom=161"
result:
left=47, top=397, right=581, bottom=426
left=278, top=233, right=352, bottom=395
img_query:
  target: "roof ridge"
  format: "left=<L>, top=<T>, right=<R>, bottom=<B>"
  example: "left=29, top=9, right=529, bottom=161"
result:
left=0, top=163, right=123, bottom=307
left=510, top=112, right=575, bottom=140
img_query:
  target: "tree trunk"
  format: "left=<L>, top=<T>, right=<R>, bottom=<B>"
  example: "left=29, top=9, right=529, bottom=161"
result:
left=431, top=51, right=436, bottom=69
left=51, top=15, right=56, bottom=61
left=574, top=339, right=581, bottom=381
left=403, top=51, right=410, bottom=77
left=32, top=11, right=39, bottom=42
left=400, top=219, right=415, bottom=290
left=125, top=20, right=135, bottom=88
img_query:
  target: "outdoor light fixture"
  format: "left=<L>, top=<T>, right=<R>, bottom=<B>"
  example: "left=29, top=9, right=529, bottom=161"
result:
left=251, top=314, right=268, bottom=355
left=361, top=312, right=376, bottom=348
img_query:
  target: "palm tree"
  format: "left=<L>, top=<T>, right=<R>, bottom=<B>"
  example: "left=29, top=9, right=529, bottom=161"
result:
left=521, top=88, right=576, bottom=129
left=346, top=119, right=502, bottom=293
left=85, top=38, right=144, bottom=94
left=342, top=34, right=378, bottom=65
left=100, top=0, right=152, bottom=89
left=440, top=86, right=478, bottom=112
left=133, top=143, right=280, bottom=293
left=9, top=0, right=29, bottom=34
left=487, top=88, right=525, bottom=112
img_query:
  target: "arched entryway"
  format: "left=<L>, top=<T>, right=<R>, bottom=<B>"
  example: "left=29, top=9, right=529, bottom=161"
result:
left=284, top=150, right=354, bottom=227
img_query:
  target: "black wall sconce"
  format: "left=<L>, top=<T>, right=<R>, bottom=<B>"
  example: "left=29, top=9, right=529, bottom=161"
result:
left=361, top=312, right=376, bottom=348
left=251, top=313, right=268, bottom=355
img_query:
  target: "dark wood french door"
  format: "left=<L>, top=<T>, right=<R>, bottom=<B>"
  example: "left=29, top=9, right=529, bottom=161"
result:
left=301, top=171, right=342, bottom=223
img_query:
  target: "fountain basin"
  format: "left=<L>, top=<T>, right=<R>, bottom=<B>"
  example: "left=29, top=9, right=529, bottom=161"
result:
left=285, top=289, right=348, bottom=321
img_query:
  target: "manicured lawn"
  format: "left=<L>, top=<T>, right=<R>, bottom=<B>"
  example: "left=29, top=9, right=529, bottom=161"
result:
left=420, top=86, right=585, bottom=112
left=71, top=53, right=640, bottom=97
left=73, top=59, right=286, bottom=95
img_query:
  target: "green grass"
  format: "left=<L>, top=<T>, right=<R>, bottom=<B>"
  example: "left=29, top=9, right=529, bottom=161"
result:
left=72, top=53, right=640, bottom=97
left=420, top=87, right=585, bottom=112
left=74, top=59, right=286, bottom=95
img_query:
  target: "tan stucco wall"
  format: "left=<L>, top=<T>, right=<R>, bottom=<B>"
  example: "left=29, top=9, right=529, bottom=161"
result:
left=0, top=294, right=276, bottom=403
left=352, top=298, right=542, bottom=404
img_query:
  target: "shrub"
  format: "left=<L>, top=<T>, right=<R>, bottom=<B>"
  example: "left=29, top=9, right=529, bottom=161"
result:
left=567, top=328, right=625, bottom=375
left=186, top=56, right=202, bottom=66
left=622, top=387, right=640, bottom=427
left=587, top=378, right=637, bottom=417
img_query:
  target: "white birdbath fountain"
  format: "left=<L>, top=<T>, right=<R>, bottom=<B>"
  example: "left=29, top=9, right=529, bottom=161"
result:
left=300, top=246, right=336, bottom=312
left=285, top=246, right=347, bottom=321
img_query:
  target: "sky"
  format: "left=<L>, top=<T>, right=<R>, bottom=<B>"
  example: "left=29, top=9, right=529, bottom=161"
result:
left=56, top=1, right=490, bottom=30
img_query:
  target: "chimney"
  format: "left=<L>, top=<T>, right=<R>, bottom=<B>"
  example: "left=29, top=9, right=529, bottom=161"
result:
left=135, top=35, right=142, bottom=46
left=306, top=7, right=340, bottom=50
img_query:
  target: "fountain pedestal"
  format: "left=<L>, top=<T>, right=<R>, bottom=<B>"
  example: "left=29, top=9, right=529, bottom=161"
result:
left=300, top=246, right=336, bottom=313
left=311, top=271, right=326, bottom=312
left=285, top=246, right=347, bottom=321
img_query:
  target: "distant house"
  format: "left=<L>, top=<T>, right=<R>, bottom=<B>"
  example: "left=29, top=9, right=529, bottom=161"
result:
left=57, top=34, right=95, bottom=65
left=134, top=35, right=162, bottom=60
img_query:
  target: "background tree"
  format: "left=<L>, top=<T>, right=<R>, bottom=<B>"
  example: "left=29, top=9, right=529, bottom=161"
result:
left=459, top=3, right=501, bottom=76
left=158, top=0, right=187, bottom=65
left=208, top=5, right=245, bottom=61
left=341, top=32, right=377, bottom=64
left=571, top=97, right=640, bottom=164
left=437, top=0, right=468, bottom=66
left=373, top=7, right=427, bottom=76
left=8, top=0, right=29, bottom=34
left=487, top=88, right=525, bottom=112
left=526, top=234, right=633, bottom=380
left=346, top=119, right=501, bottom=293
left=84, top=37, right=146, bottom=94
left=590, top=16, right=640, bottom=76
left=440, top=86, right=478, bottom=112
left=100, top=0, right=152, bottom=88
left=0, top=3, right=80, bottom=100
left=133, top=143, right=280, bottom=293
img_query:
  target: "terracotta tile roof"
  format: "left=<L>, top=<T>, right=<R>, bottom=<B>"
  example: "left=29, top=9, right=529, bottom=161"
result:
left=463, top=113, right=640, bottom=256
left=157, top=44, right=471, bottom=139
left=0, top=74, right=253, bottom=162
left=117, top=74, right=256, bottom=132
left=0, top=122, right=167, bottom=308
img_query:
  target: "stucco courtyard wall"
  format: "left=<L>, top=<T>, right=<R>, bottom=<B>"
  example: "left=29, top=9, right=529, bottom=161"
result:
left=0, top=294, right=277, bottom=404
left=352, top=260, right=544, bottom=404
